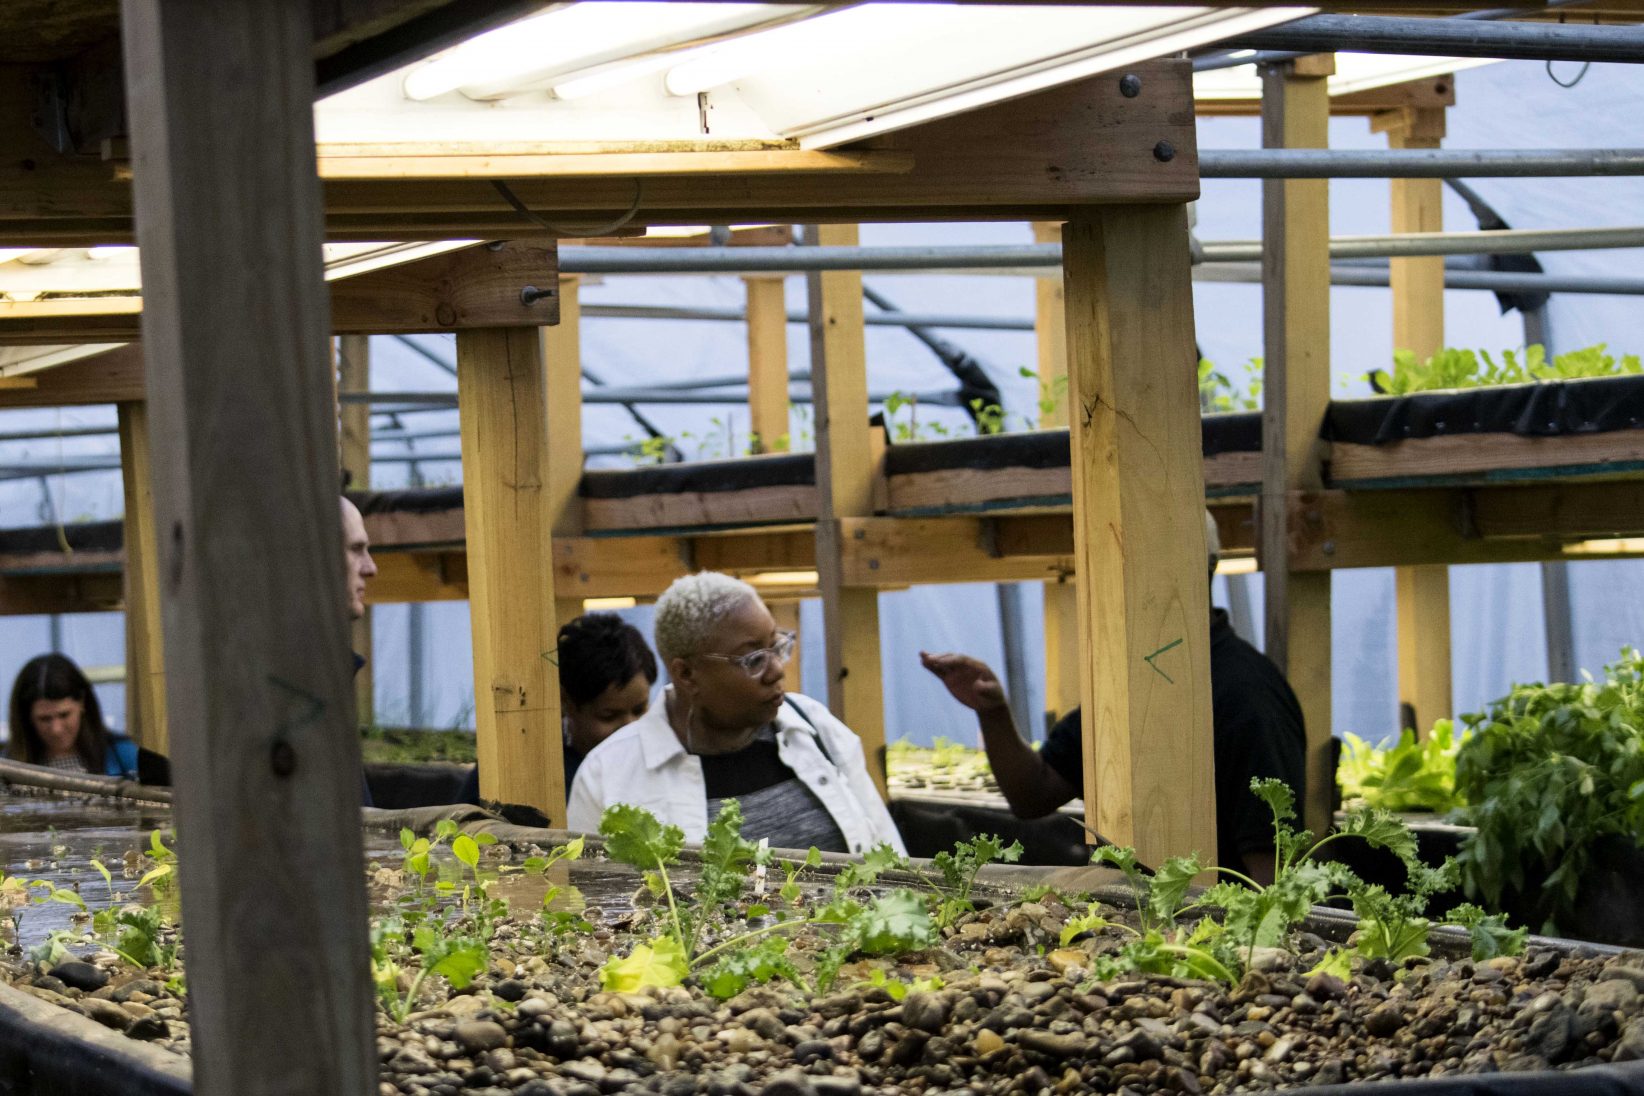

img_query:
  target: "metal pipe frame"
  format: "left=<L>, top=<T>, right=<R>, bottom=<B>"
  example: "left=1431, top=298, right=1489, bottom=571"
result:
left=1201, top=149, right=1644, bottom=179
left=341, top=386, right=966, bottom=408
left=581, top=302, right=1036, bottom=332
left=559, top=221, right=1644, bottom=277
left=1215, top=14, right=1644, bottom=66
left=1197, top=262, right=1644, bottom=297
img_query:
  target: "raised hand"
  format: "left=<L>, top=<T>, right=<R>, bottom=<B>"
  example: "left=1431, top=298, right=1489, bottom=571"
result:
left=919, top=651, right=1008, bottom=713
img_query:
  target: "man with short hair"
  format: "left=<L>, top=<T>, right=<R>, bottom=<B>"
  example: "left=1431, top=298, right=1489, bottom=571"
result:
left=921, top=510, right=1305, bottom=884
left=342, top=496, right=378, bottom=805
left=341, top=495, right=378, bottom=623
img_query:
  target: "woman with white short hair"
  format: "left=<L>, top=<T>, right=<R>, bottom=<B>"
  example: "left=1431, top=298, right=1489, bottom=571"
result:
left=567, top=571, right=905, bottom=855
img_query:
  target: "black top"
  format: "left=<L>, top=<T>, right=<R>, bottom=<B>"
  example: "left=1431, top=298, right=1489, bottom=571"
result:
left=1037, top=609, right=1307, bottom=869
left=699, top=735, right=792, bottom=798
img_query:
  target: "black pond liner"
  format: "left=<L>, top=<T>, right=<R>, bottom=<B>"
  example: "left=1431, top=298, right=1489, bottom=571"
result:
left=1325, top=375, right=1644, bottom=446
left=580, top=452, right=816, bottom=499
left=0, top=786, right=1636, bottom=1096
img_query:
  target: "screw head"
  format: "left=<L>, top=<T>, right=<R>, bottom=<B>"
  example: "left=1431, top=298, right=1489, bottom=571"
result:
left=270, top=740, right=297, bottom=778
left=1119, top=74, right=1142, bottom=98
left=1153, top=141, right=1176, bottom=163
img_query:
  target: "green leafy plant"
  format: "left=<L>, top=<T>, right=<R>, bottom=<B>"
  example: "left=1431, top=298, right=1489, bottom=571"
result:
left=1198, top=357, right=1263, bottom=412
left=1347, top=859, right=1459, bottom=964
left=597, top=803, right=936, bottom=998
left=139, top=830, right=177, bottom=892
left=1339, top=720, right=1468, bottom=814
left=1370, top=343, right=1642, bottom=396
left=931, top=834, right=1023, bottom=927
left=1444, top=902, right=1528, bottom=962
left=371, top=916, right=488, bottom=1022
left=1454, top=649, right=1644, bottom=933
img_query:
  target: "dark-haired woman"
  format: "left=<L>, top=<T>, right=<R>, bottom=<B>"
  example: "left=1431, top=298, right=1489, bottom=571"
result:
left=6, top=654, right=139, bottom=778
left=460, top=612, right=658, bottom=805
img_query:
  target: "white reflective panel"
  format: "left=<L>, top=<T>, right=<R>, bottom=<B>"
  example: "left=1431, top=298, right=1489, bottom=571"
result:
left=704, top=5, right=1312, bottom=147
left=402, top=3, right=807, bottom=102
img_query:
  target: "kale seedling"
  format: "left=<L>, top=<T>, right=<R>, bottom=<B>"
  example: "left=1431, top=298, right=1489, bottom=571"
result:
left=931, top=834, right=1024, bottom=928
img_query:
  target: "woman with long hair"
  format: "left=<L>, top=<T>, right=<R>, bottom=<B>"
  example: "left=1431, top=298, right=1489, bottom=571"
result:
left=5, top=654, right=138, bottom=778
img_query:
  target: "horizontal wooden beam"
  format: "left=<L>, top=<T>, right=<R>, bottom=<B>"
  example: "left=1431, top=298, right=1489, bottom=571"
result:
left=0, top=62, right=1198, bottom=247
left=1195, top=74, right=1456, bottom=119
left=0, top=344, right=144, bottom=407
left=1283, top=489, right=1549, bottom=571
left=1330, top=430, right=1644, bottom=486
left=0, top=240, right=559, bottom=345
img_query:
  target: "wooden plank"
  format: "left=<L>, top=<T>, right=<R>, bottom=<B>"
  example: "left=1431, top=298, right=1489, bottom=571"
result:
left=552, top=536, right=687, bottom=600
left=837, top=516, right=1075, bottom=586
left=457, top=326, right=564, bottom=821
left=744, top=275, right=790, bottom=453
left=583, top=482, right=819, bottom=532
left=0, top=61, right=1199, bottom=247
left=338, top=333, right=373, bottom=729
left=1330, top=431, right=1644, bottom=484
left=117, top=401, right=166, bottom=754
left=1064, top=205, right=1215, bottom=868
left=690, top=528, right=818, bottom=575
left=118, top=1, right=375, bottom=1092
left=0, top=240, right=560, bottom=345
left=809, top=222, right=888, bottom=798
left=306, top=148, right=915, bottom=180
left=546, top=275, right=585, bottom=630
left=366, top=552, right=469, bottom=603
left=1261, top=58, right=1335, bottom=840
left=1470, top=480, right=1644, bottom=539
left=0, top=344, right=143, bottom=407
left=1195, top=73, right=1456, bottom=118
left=1285, top=489, right=1548, bottom=571
left=1383, top=104, right=1452, bottom=738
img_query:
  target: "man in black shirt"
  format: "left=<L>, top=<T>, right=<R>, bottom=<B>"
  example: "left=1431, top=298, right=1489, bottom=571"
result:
left=920, top=511, right=1305, bottom=884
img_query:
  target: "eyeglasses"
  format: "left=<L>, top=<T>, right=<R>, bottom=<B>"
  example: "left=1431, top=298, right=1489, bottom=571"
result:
left=700, top=631, right=797, bottom=678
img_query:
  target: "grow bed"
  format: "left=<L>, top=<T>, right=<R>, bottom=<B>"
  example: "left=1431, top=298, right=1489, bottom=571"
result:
left=5, top=780, right=1644, bottom=1096
left=1324, top=375, right=1644, bottom=488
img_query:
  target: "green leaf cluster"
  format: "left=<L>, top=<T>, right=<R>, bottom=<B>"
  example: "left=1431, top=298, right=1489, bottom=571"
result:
left=1370, top=343, right=1642, bottom=396
left=1454, top=648, right=1644, bottom=933
left=1076, top=778, right=1523, bottom=985
left=932, top=834, right=1023, bottom=927
left=1339, top=721, right=1468, bottom=813
left=1198, top=357, right=1263, bottom=413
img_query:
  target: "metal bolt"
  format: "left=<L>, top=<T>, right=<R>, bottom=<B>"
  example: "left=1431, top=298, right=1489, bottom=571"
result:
left=520, top=285, right=557, bottom=306
left=1153, top=141, right=1176, bottom=163
left=1323, top=540, right=1337, bottom=556
left=485, top=241, right=506, bottom=251
left=270, top=740, right=296, bottom=778
left=1119, top=74, right=1142, bottom=98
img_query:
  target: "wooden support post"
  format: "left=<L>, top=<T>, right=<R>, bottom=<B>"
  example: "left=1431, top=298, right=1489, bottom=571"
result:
left=1063, top=206, right=1215, bottom=867
left=1262, top=56, right=1336, bottom=839
left=338, top=333, right=374, bottom=728
left=546, top=275, right=585, bottom=631
left=1033, top=221, right=1079, bottom=732
left=119, top=2, right=375, bottom=1091
left=1377, top=105, right=1453, bottom=737
left=458, top=327, right=565, bottom=821
left=117, top=401, right=166, bottom=754
left=808, top=223, right=888, bottom=798
left=769, top=600, right=804, bottom=694
left=745, top=275, right=791, bottom=453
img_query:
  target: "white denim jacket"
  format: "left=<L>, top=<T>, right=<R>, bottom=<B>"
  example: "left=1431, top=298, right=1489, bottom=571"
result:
left=567, top=688, right=906, bottom=856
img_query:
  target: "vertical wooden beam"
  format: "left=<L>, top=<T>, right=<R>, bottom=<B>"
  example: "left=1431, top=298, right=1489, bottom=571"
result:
left=808, top=223, right=888, bottom=797
left=1042, top=580, right=1080, bottom=733
left=117, top=400, right=166, bottom=755
left=1033, top=221, right=1079, bottom=731
left=1378, top=105, right=1453, bottom=736
left=1032, top=222, right=1070, bottom=431
left=546, top=275, right=585, bottom=631
left=338, top=333, right=373, bottom=728
left=769, top=599, right=804, bottom=694
left=745, top=275, right=791, bottom=453
left=119, top=2, right=374, bottom=1092
left=1261, top=56, right=1336, bottom=839
left=1064, top=206, right=1216, bottom=868
left=458, top=327, right=565, bottom=821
